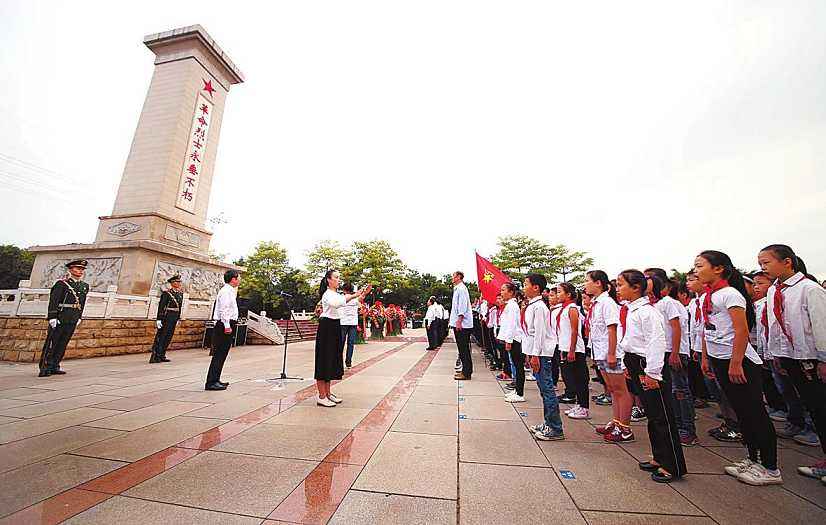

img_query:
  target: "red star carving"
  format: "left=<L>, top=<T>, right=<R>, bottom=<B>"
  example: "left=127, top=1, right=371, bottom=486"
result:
left=202, top=79, right=216, bottom=96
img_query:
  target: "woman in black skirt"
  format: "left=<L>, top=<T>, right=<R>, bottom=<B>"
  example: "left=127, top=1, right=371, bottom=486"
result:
left=315, top=270, right=371, bottom=407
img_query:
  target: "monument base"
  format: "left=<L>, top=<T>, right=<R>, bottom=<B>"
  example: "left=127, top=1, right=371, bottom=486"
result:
left=28, top=239, right=240, bottom=299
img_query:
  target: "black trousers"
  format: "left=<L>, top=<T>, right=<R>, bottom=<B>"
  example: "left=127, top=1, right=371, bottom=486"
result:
left=551, top=348, right=561, bottom=386
left=455, top=328, right=472, bottom=378
left=509, top=341, right=526, bottom=396
left=710, top=356, right=777, bottom=470
left=761, top=366, right=785, bottom=412
left=625, top=353, right=687, bottom=478
left=207, top=320, right=236, bottom=385
left=568, top=352, right=590, bottom=408
left=560, top=357, right=576, bottom=397
left=778, top=357, right=826, bottom=455
left=150, top=318, right=178, bottom=360
left=39, top=321, right=77, bottom=372
left=426, top=321, right=438, bottom=349
left=687, top=356, right=709, bottom=400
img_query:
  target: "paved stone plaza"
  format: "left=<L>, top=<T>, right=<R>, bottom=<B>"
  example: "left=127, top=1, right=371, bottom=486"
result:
left=0, top=329, right=823, bottom=524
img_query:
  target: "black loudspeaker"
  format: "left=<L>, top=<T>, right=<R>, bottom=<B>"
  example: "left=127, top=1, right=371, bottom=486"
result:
left=236, top=297, right=250, bottom=319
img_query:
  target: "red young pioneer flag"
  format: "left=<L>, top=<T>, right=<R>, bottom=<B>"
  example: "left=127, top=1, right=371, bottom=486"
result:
left=476, top=252, right=512, bottom=304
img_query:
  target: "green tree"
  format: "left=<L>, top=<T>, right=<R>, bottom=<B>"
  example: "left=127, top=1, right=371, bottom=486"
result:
left=237, top=241, right=290, bottom=312
left=304, top=240, right=349, bottom=281
left=553, top=244, right=594, bottom=285
left=0, top=245, right=34, bottom=289
left=491, top=234, right=560, bottom=282
left=342, top=239, right=407, bottom=293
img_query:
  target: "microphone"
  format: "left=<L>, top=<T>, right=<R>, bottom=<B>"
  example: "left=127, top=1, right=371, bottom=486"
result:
left=278, top=291, right=293, bottom=298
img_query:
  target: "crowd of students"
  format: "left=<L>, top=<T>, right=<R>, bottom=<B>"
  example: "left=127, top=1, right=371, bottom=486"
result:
left=469, top=244, right=825, bottom=487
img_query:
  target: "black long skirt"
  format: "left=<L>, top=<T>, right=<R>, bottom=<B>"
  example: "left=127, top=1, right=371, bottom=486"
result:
left=315, top=317, right=344, bottom=380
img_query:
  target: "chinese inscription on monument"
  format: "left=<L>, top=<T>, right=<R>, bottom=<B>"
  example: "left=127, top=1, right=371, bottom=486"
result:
left=176, top=80, right=215, bottom=213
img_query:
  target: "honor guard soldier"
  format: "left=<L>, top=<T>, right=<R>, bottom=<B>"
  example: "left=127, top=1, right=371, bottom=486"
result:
left=149, top=275, right=184, bottom=363
left=38, top=259, right=89, bottom=377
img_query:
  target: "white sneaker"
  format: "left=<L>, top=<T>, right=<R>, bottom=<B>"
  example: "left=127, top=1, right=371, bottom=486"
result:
left=724, top=458, right=755, bottom=477
left=525, top=372, right=536, bottom=381
left=316, top=396, right=336, bottom=407
left=529, top=423, right=546, bottom=433
left=504, top=393, right=526, bottom=403
left=568, top=407, right=591, bottom=420
left=736, top=463, right=783, bottom=486
left=564, top=405, right=580, bottom=416
left=328, top=393, right=343, bottom=404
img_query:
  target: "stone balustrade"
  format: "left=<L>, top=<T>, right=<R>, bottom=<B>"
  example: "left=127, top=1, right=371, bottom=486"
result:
left=0, top=280, right=213, bottom=321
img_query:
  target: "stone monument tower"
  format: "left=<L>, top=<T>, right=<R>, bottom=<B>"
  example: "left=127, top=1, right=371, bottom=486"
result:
left=28, top=25, right=244, bottom=299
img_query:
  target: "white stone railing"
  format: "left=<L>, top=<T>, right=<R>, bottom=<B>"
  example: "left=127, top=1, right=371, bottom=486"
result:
left=0, top=281, right=214, bottom=321
left=248, top=311, right=285, bottom=344
left=291, top=310, right=315, bottom=321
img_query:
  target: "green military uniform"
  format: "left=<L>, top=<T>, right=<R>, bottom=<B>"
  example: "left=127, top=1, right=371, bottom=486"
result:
left=39, top=260, right=89, bottom=377
left=150, top=275, right=184, bottom=363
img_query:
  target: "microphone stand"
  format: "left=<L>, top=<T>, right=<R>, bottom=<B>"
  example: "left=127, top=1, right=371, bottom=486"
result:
left=265, top=293, right=305, bottom=384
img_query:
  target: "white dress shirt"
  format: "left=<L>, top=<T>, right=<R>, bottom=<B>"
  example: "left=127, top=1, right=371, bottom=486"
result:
left=588, top=292, right=621, bottom=361
left=320, top=289, right=358, bottom=320
left=449, top=282, right=474, bottom=329
left=487, top=305, right=499, bottom=329
left=556, top=303, right=585, bottom=354
left=340, top=297, right=360, bottom=326
left=213, top=284, right=239, bottom=327
left=617, top=296, right=667, bottom=380
left=700, top=287, right=762, bottom=364
left=425, top=304, right=438, bottom=324
left=656, top=296, right=690, bottom=356
left=687, top=297, right=704, bottom=354
left=496, top=298, right=524, bottom=344
left=766, top=272, right=826, bottom=362
left=522, top=297, right=553, bottom=356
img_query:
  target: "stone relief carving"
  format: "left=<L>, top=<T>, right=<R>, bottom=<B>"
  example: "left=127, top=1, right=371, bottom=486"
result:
left=107, top=221, right=141, bottom=237
left=153, top=261, right=223, bottom=300
left=42, top=257, right=123, bottom=292
left=163, top=225, right=202, bottom=249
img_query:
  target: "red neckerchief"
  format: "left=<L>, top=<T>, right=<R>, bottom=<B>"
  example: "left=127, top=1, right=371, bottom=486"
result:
left=774, top=275, right=802, bottom=345
left=619, top=304, right=628, bottom=332
left=702, top=280, right=729, bottom=326
left=693, top=299, right=702, bottom=322
left=649, top=294, right=659, bottom=306
left=521, top=298, right=541, bottom=332
left=556, top=300, right=575, bottom=332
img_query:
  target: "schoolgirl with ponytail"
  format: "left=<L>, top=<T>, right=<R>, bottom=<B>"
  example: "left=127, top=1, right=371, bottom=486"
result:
left=758, top=244, right=826, bottom=484
left=695, top=250, right=780, bottom=486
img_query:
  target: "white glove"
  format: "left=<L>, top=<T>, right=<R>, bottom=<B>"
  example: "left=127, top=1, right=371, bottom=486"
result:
left=49, top=319, right=59, bottom=329
left=76, top=319, right=81, bottom=327
left=156, top=320, right=163, bottom=330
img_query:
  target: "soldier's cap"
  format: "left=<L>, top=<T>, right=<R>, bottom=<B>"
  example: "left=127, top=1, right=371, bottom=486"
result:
left=65, top=259, right=88, bottom=269
left=167, top=275, right=182, bottom=283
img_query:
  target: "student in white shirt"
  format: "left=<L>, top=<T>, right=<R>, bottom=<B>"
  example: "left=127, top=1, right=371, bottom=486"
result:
left=645, top=270, right=697, bottom=446
left=497, top=282, right=525, bottom=398
left=314, top=270, right=371, bottom=407
left=547, top=288, right=563, bottom=388
left=758, top=244, right=826, bottom=482
left=696, top=250, right=780, bottom=486
left=206, top=270, right=241, bottom=391
left=556, top=282, right=589, bottom=419
left=750, top=271, right=788, bottom=422
left=522, top=273, right=564, bottom=440
left=617, top=269, right=686, bottom=484
left=584, top=270, right=633, bottom=443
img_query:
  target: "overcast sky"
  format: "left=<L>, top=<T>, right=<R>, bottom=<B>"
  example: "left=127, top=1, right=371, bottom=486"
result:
left=1, top=1, right=825, bottom=282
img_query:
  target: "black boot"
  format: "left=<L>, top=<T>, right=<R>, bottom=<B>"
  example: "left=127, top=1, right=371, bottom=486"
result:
left=149, top=353, right=161, bottom=363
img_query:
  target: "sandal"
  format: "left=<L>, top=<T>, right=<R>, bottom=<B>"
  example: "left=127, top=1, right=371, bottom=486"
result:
left=651, top=468, right=674, bottom=483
